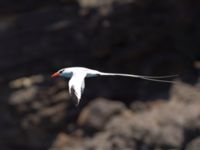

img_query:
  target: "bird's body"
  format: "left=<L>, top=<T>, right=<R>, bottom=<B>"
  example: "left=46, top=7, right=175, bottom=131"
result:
left=52, top=67, right=177, bottom=106
left=61, top=67, right=100, bottom=78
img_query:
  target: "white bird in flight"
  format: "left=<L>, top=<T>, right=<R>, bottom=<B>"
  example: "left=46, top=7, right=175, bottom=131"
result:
left=51, top=67, right=177, bottom=106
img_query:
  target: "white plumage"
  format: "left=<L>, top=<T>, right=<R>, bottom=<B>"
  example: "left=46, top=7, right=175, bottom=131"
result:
left=52, top=67, right=177, bottom=106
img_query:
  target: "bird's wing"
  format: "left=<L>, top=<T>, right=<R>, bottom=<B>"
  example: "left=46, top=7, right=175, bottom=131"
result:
left=68, top=73, right=86, bottom=106
left=99, top=72, right=178, bottom=83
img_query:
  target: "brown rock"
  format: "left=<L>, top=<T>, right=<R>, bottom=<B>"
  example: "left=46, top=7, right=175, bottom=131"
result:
left=186, top=138, right=200, bottom=150
left=170, top=81, right=200, bottom=103
left=78, top=98, right=126, bottom=131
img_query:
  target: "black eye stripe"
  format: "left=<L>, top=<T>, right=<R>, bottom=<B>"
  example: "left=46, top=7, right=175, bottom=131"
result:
left=59, top=70, right=64, bottom=73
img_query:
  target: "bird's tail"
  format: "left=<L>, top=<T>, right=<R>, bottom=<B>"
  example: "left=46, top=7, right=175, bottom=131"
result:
left=99, top=72, right=178, bottom=83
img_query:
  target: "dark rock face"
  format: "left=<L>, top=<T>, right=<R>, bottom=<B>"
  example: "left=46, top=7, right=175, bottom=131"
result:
left=1, top=0, right=200, bottom=150
left=0, top=0, right=197, bottom=80
left=0, top=0, right=76, bottom=13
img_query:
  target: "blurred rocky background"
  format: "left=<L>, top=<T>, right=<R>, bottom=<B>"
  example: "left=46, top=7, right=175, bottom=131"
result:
left=0, top=0, right=200, bottom=150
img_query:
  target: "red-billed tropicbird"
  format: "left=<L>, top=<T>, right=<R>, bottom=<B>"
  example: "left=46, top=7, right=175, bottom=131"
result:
left=51, top=67, right=177, bottom=106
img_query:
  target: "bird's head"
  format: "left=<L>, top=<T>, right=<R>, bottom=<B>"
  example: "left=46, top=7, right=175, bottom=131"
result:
left=51, top=68, right=72, bottom=78
left=51, top=69, right=65, bottom=78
